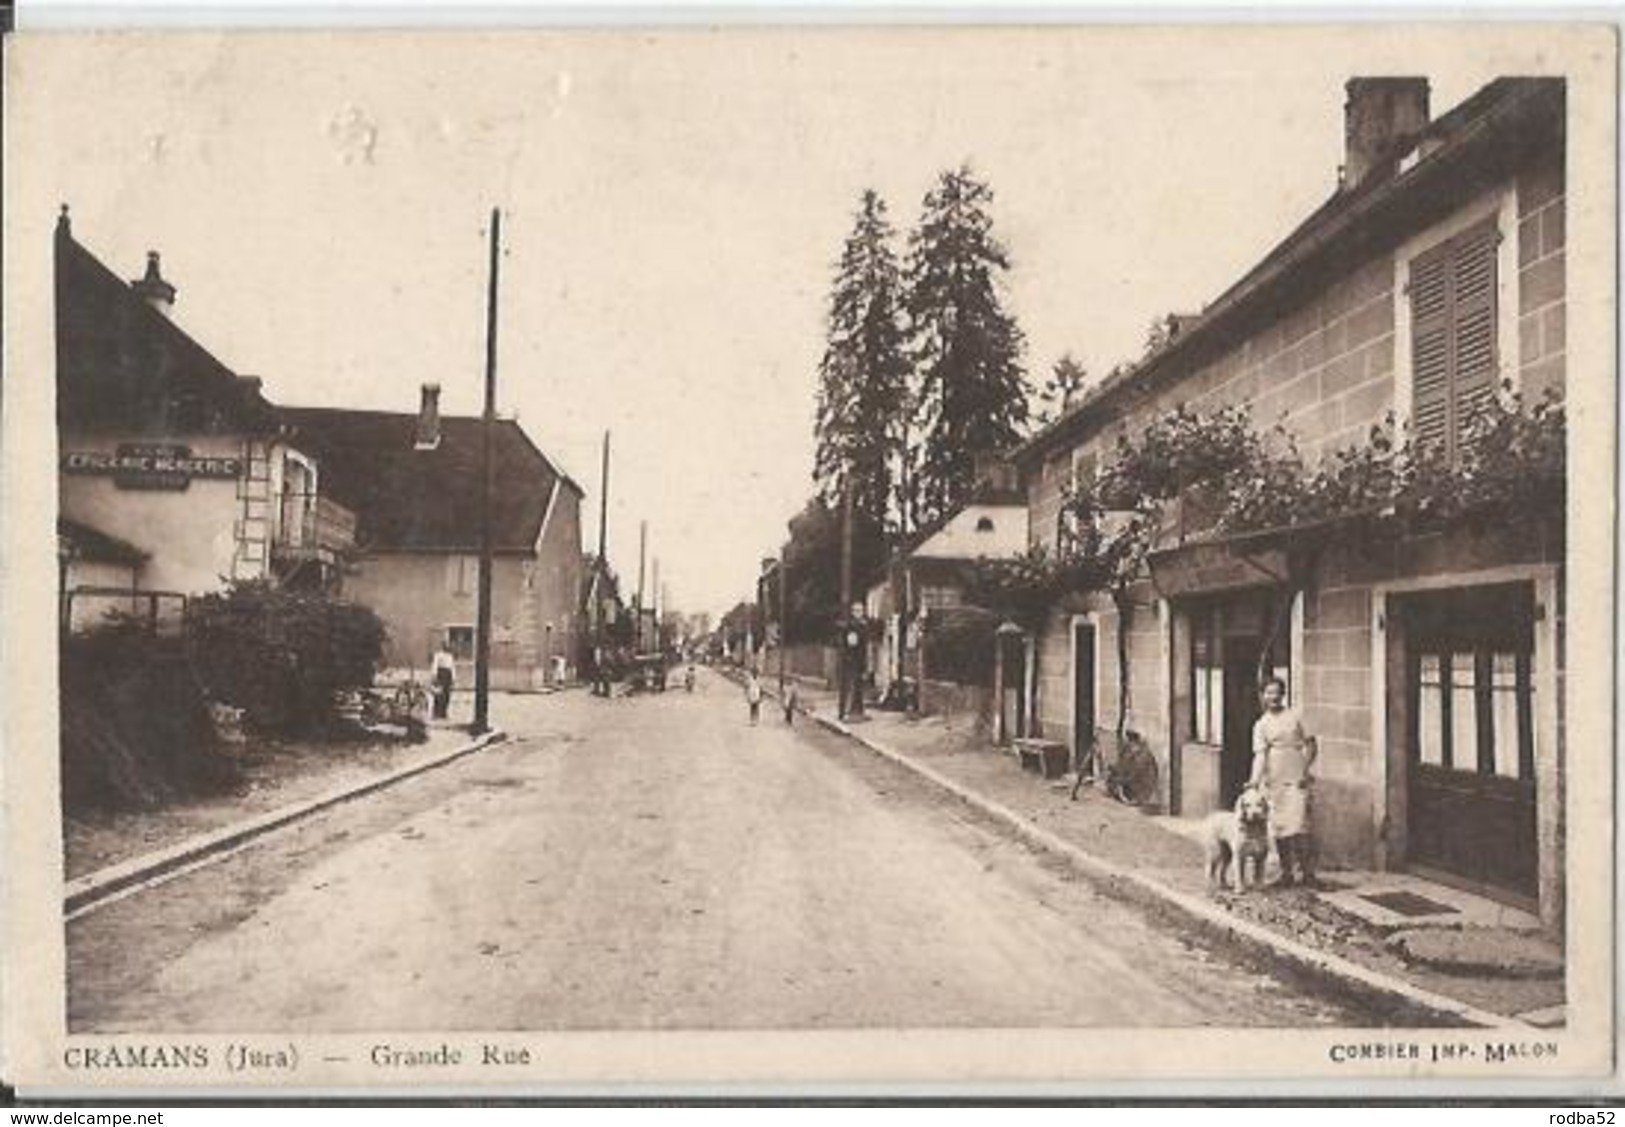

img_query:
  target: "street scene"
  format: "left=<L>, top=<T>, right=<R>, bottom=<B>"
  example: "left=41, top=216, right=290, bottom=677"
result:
left=11, top=27, right=1604, bottom=1080
left=69, top=674, right=1377, bottom=1031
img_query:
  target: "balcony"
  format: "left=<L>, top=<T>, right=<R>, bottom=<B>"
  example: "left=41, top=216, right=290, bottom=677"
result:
left=273, top=491, right=357, bottom=567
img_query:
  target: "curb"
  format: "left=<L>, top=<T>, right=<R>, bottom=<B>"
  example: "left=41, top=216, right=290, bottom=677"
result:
left=66, top=728, right=508, bottom=917
left=809, top=709, right=1530, bottom=1031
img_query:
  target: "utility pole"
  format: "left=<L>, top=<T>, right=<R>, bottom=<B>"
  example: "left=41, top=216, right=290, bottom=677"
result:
left=594, top=430, right=610, bottom=695
left=839, top=474, right=853, bottom=718
left=636, top=520, right=648, bottom=651
left=472, top=207, right=501, bottom=735
left=777, top=547, right=787, bottom=695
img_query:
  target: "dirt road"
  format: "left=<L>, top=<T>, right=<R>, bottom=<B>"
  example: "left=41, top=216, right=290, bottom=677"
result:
left=69, top=670, right=1380, bottom=1030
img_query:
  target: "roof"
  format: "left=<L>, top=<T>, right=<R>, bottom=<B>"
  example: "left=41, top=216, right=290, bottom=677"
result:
left=1016, top=77, right=1565, bottom=466
left=280, top=407, right=582, bottom=553
left=910, top=501, right=1029, bottom=562
left=58, top=518, right=149, bottom=566
left=54, top=212, right=277, bottom=435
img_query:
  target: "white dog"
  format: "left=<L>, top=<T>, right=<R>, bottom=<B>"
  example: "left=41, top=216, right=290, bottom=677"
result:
left=1202, top=787, right=1272, bottom=892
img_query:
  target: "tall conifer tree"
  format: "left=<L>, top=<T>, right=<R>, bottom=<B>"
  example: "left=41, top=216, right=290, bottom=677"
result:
left=904, top=165, right=1030, bottom=526
left=813, top=190, right=911, bottom=537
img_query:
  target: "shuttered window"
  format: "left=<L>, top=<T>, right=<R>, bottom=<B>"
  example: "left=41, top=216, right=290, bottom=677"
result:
left=1409, top=218, right=1500, bottom=464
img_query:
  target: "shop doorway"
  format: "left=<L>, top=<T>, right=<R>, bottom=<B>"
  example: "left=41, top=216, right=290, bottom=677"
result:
left=1072, top=620, right=1096, bottom=772
left=1395, top=583, right=1538, bottom=904
left=1220, top=639, right=1263, bottom=806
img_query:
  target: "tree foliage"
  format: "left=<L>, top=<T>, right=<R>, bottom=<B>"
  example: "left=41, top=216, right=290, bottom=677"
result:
left=814, top=190, right=912, bottom=537
left=1033, top=352, right=1089, bottom=428
left=777, top=496, right=885, bottom=644
left=905, top=165, right=1031, bottom=527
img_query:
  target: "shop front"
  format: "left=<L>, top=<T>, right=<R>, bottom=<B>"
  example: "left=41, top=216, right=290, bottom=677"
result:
left=1152, top=540, right=1300, bottom=819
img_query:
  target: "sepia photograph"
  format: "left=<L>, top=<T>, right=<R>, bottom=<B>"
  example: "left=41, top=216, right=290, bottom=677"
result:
left=1, top=21, right=1616, bottom=1094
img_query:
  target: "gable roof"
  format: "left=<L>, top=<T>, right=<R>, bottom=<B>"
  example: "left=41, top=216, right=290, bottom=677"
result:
left=280, top=407, right=581, bottom=554
left=1016, top=77, right=1565, bottom=466
left=54, top=212, right=276, bottom=435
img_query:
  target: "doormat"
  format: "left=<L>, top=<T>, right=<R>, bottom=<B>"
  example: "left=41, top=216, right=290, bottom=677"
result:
left=1360, top=890, right=1461, bottom=918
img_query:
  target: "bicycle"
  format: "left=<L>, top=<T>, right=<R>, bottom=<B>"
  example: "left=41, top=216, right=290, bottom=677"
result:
left=1070, top=730, right=1159, bottom=807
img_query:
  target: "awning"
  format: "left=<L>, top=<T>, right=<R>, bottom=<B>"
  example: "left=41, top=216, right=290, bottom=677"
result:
left=1148, top=538, right=1292, bottom=599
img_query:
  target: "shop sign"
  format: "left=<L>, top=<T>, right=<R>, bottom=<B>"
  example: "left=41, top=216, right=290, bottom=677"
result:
left=1150, top=541, right=1289, bottom=597
left=61, top=443, right=243, bottom=491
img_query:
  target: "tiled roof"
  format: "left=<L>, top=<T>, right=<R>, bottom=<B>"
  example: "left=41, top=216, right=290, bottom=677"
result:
left=1016, top=77, right=1565, bottom=464
left=280, top=408, right=580, bottom=554
left=54, top=215, right=276, bottom=435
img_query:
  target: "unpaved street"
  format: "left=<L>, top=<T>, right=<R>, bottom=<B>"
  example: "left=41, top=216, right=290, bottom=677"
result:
left=69, top=670, right=1381, bottom=1030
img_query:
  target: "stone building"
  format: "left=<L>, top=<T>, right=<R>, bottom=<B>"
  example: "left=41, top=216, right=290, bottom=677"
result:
left=1012, top=77, right=1566, bottom=925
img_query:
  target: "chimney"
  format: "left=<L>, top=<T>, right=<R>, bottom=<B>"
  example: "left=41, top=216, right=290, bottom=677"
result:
left=130, top=250, right=177, bottom=315
left=1343, top=78, right=1430, bottom=191
left=414, top=383, right=442, bottom=451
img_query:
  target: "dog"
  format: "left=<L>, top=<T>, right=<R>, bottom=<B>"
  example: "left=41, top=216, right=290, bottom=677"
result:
left=1202, top=787, right=1272, bottom=892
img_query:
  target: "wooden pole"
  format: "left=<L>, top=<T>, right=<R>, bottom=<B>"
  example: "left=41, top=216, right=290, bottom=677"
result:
left=594, top=430, right=610, bottom=693
left=472, top=207, right=500, bottom=734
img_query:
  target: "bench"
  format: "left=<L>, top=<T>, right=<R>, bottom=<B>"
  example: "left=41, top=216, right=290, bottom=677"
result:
left=1011, top=737, right=1070, bottom=781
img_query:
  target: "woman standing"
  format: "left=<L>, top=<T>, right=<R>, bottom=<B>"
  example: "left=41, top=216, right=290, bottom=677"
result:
left=1249, top=676, right=1318, bottom=887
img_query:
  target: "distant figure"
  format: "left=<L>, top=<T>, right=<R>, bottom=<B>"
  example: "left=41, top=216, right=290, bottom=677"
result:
left=430, top=645, right=457, bottom=720
left=684, top=663, right=696, bottom=693
left=745, top=671, right=763, bottom=726
left=782, top=681, right=798, bottom=725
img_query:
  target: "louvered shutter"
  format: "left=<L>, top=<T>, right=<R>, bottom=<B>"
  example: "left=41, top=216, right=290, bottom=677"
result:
left=1408, top=218, right=1501, bottom=464
left=1409, top=242, right=1452, bottom=455
left=1450, top=220, right=1500, bottom=451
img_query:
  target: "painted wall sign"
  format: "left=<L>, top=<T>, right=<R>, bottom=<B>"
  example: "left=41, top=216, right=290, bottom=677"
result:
left=61, top=443, right=242, bottom=491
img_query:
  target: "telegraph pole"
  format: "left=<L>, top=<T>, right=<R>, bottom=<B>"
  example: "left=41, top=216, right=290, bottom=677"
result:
left=636, top=520, right=648, bottom=651
left=839, top=474, right=853, bottom=718
left=472, top=207, right=501, bottom=735
left=777, top=548, right=788, bottom=695
left=593, top=430, right=610, bottom=694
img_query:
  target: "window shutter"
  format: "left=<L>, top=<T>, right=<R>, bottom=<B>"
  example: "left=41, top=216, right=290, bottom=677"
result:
left=1408, top=217, right=1500, bottom=464
left=1409, top=242, right=1452, bottom=455
left=1451, top=220, right=1500, bottom=446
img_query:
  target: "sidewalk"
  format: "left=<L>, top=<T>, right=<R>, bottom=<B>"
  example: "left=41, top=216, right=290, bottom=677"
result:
left=64, top=692, right=510, bottom=912
left=769, top=672, right=1564, bottom=1028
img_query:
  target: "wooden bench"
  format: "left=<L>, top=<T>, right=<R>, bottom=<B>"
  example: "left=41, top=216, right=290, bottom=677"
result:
left=1011, top=737, right=1070, bottom=780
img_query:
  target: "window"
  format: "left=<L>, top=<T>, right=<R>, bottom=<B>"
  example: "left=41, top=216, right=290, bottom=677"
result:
left=1070, top=448, right=1098, bottom=493
left=1412, top=646, right=1533, bottom=780
left=1192, top=607, right=1224, bottom=744
left=975, top=516, right=995, bottom=533
left=1403, top=584, right=1536, bottom=783
left=446, top=625, right=475, bottom=660
left=1408, top=217, right=1500, bottom=464
left=448, top=555, right=478, bottom=597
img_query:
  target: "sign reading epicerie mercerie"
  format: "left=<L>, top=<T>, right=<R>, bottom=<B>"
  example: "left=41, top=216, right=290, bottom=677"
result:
left=61, top=443, right=243, bottom=491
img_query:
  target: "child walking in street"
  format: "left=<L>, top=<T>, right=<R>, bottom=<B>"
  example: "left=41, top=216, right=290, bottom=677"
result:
left=745, top=670, right=763, bottom=726
left=782, top=681, right=798, bottom=725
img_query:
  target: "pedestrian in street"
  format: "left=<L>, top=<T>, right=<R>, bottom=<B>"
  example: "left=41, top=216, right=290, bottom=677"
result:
left=782, top=680, right=798, bottom=725
left=1248, top=676, right=1318, bottom=887
left=430, top=643, right=457, bottom=720
left=745, top=670, right=763, bottom=726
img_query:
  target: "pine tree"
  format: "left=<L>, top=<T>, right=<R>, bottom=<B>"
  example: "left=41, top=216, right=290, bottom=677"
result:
left=905, top=165, right=1030, bottom=526
left=813, top=190, right=912, bottom=537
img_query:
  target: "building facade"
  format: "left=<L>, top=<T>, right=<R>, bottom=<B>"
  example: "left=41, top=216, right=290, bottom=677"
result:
left=283, top=391, right=584, bottom=692
left=55, top=211, right=355, bottom=634
left=1013, top=78, right=1566, bottom=925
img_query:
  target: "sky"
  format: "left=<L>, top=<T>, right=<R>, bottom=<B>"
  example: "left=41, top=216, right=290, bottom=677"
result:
left=5, top=26, right=1542, bottom=616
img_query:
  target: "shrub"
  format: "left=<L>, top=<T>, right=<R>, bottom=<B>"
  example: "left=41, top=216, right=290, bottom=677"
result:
left=923, top=605, right=999, bottom=686
left=184, top=581, right=386, bottom=736
left=61, top=630, right=237, bottom=811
